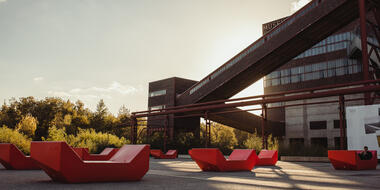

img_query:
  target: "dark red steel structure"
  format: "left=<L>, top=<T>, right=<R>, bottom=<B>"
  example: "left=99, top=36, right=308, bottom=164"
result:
left=134, top=0, right=380, bottom=151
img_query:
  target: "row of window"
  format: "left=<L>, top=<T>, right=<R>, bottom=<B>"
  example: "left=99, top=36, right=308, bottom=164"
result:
left=148, top=105, right=166, bottom=111
left=309, top=120, right=346, bottom=130
left=188, top=0, right=321, bottom=95
left=149, top=89, right=166, bottom=98
left=264, top=58, right=362, bottom=87
left=295, top=32, right=353, bottom=59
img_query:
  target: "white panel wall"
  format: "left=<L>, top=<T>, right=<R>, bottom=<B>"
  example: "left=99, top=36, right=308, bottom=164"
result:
left=346, top=104, right=380, bottom=159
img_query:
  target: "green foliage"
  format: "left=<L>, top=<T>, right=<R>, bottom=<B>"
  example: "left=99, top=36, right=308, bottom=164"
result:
left=0, top=125, right=31, bottom=154
left=41, top=125, right=67, bottom=142
left=207, top=123, right=238, bottom=154
left=68, top=128, right=129, bottom=153
left=16, top=115, right=38, bottom=138
left=42, top=126, right=129, bottom=154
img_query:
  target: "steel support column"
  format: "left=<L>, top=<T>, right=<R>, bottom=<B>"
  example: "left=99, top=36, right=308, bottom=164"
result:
left=163, top=115, right=168, bottom=152
left=131, top=115, right=137, bottom=144
left=261, top=103, right=267, bottom=149
left=359, top=0, right=371, bottom=105
left=339, top=95, right=346, bottom=150
left=205, top=112, right=211, bottom=148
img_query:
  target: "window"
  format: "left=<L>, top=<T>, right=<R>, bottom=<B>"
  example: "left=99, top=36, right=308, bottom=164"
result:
left=310, top=121, right=327, bottom=130
left=149, top=105, right=166, bottom=110
left=272, top=78, right=280, bottom=86
left=149, top=89, right=167, bottom=97
left=334, top=120, right=346, bottom=129
left=291, top=75, right=300, bottom=83
left=281, top=77, right=290, bottom=85
left=311, top=137, right=328, bottom=148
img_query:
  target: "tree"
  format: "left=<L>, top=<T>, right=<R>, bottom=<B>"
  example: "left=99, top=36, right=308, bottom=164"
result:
left=16, top=115, right=38, bottom=138
left=95, top=99, right=108, bottom=118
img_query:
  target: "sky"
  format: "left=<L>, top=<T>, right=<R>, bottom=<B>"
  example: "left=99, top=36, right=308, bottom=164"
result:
left=0, top=0, right=311, bottom=115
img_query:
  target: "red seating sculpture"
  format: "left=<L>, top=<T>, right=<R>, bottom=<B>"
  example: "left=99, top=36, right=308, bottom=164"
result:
left=31, top=141, right=150, bottom=183
left=257, top=150, right=278, bottom=166
left=328, top=150, right=377, bottom=170
left=150, top=149, right=178, bottom=159
left=0, top=143, right=40, bottom=170
left=188, top=148, right=258, bottom=171
left=73, top=147, right=119, bottom=160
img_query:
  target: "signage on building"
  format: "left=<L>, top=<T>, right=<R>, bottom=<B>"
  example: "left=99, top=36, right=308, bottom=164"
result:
left=346, top=104, right=380, bottom=159
left=262, top=17, right=289, bottom=35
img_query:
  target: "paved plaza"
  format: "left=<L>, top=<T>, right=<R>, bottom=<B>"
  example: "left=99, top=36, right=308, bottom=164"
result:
left=0, top=158, right=379, bottom=190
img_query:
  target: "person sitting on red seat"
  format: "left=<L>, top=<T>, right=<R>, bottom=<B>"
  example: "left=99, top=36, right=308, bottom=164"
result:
left=358, top=146, right=372, bottom=160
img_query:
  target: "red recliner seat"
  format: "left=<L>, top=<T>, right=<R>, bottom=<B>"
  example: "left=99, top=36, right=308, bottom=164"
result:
left=0, top=143, right=40, bottom=170
left=73, top=147, right=119, bottom=160
left=162, top=150, right=178, bottom=159
left=257, top=150, right=278, bottom=166
left=31, top=141, right=150, bottom=183
left=189, top=148, right=258, bottom=171
left=328, top=150, right=377, bottom=170
left=150, top=149, right=178, bottom=159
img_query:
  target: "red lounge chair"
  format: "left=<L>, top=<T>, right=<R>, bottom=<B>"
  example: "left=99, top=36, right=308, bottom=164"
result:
left=257, top=150, right=278, bottom=166
left=150, top=149, right=178, bottom=159
left=0, top=143, right=40, bottom=170
left=30, top=141, right=150, bottom=183
left=328, top=150, right=377, bottom=170
left=188, top=148, right=258, bottom=171
left=72, top=147, right=89, bottom=159
left=73, top=147, right=119, bottom=160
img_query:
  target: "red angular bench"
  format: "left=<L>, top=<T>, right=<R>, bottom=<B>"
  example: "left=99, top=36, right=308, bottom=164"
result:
left=150, top=149, right=178, bottom=159
left=328, top=150, right=377, bottom=170
left=257, top=150, right=278, bottom=166
left=188, top=148, right=258, bottom=171
left=31, top=141, right=150, bottom=183
left=0, top=143, right=40, bottom=170
left=73, top=147, right=119, bottom=160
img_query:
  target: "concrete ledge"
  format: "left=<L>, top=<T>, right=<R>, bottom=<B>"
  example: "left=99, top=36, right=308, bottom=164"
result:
left=280, top=156, right=330, bottom=162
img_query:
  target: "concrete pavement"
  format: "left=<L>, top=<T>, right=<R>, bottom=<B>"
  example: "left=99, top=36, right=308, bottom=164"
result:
left=0, top=158, right=379, bottom=189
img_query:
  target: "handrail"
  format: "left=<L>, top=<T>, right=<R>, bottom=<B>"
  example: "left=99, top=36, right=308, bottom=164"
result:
left=134, top=84, right=380, bottom=118
left=133, top=79, right=380, bottom=116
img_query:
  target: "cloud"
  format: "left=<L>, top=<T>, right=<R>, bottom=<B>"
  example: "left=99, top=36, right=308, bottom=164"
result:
left=47, top=81, right=140, bottom=101
left=291, top=0, right=311, bottom=13
left=33, top=77, right=44, bottom=82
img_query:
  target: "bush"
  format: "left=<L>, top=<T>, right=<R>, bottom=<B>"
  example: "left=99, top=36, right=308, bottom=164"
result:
left=244, top=132, right=279, bottom=153
left=43, top=126, right=129, bottom=153
left=41, top=125, right=67, bottom=142
left=0, top=125, right=31, bottom=154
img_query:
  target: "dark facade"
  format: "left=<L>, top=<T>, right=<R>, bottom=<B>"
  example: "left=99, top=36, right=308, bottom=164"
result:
left=147, top=77, right=200, bottom=136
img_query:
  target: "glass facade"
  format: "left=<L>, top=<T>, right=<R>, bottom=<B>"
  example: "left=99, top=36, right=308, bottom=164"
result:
left=294, top=32, right=353, bottom=59
left=264, top=58, right=362, bottom=87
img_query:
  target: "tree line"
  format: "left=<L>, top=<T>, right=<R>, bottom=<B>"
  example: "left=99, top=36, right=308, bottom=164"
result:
left=0, top=96, right=279, bottom=155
